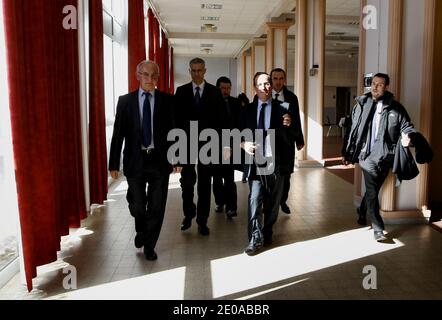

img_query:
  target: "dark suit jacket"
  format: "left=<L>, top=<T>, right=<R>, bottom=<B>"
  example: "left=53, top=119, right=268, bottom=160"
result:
left=108, top=89, right=175, bottom=178
left=278, top=87, right=305, bottom=174
left=174, top=81, right=229, bottom=163
left=225, top=96, right=242, bottom=130
left=174, top=81, right=228, bottom=132
left=281, top=86, right=304, bottom=147
left=240, top=99, right=294, bottom=178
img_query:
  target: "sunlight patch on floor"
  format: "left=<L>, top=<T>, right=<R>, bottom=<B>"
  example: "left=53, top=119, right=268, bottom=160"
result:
left=48, top=267, right=186, bottom=300
left=210, top=228, right=404, bottom=298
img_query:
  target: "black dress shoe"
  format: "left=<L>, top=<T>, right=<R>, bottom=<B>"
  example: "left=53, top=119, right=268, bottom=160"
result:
left=215, top=205, right=224, bottom=213
left=226, top=210, right=237, bottom=219
left=244, top=243, right=262, bottom=256
left=242, top=178, right=247, bottom=183
left=144, top=248, right=158, bottom=261
left=281, top=203, right=291, bottom=214
left=134, top=232, right=144, bottom=249
left=374, top=231, right=387, bottom=242
left=181, top=217, right=192, bottom=231
left=198, top=225, right=210, bottom=236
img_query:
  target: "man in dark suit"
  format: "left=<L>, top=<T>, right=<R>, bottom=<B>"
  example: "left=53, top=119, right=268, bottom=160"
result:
left=174, top=58, right=228, bottom=236
left=109, top=60, right=178, bottom=260
left=212, top=76, right=241, bottom=219
left=240, top=72, right=294, bottom=256
left=270, top=68, right=305, bottom=214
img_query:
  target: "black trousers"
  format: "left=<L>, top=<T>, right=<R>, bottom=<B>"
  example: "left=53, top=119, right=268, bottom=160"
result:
left=212, top=164, right=237, bottom=212
left=126, top=153, right=170, bottom=250
left=179, top=163, right=214, bottom=226
left=280, top=173, right=291, bottom=205
left=360, top=168, right=389, bottom=232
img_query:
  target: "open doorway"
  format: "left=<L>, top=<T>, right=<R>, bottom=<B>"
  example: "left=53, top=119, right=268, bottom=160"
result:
left=323, top=0, right=360, bottom=183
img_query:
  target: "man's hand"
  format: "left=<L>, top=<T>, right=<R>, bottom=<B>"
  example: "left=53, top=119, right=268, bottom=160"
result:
left=296, top=143, right=305, bottom=151
left=223, top=147, right=232, bottom=161
left=110, top=170, right=119, bottom=180
left=241, top=141, right=257, bottom=155
left=283, top=114, right=291, bottom=127
left=401, top=132, right=411, bottom=147
left=173, top=166, right=183, bottom=174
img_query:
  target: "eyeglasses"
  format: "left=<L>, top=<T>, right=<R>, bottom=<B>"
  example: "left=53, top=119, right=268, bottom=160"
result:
left=138, top=72, right=159, bottom=78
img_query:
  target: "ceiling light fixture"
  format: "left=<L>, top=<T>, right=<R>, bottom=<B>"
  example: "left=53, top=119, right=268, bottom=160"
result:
left=201, top=48, right=212, bottom=54
left=201, top=16, right=220, bottom=21
left=201, top=23, right=217, bottom=32
left=201, top=4, right=223, bottom=9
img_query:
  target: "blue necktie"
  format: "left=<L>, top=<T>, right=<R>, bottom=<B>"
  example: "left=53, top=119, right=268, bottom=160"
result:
left=258, top=103, right=267, bottom=130
left=258, top=103, right=267, bottom=155
left=142, top=92, right=152, bottom=148
left=194, top=86, right=201, bottom=106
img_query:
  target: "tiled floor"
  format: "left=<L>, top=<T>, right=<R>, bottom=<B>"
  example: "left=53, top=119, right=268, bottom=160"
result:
left=1, top=168, right=442, bottom=300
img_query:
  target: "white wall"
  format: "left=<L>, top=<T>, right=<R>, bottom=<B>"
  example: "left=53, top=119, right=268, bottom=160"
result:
left=305, top=0, right=323, bottom=161
left=363, top=0, right=425, bottom=211
left=365, top=0, right=389, bottom=74
left=173, top=56, right=238, bottom=96
left=395, top=0, right=424, bottom=211
left=325, top=55, right=358, bottom=87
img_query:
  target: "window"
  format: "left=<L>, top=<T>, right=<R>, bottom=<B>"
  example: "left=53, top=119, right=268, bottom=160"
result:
left=0, top=0, right=20, bottom=280
left=103, top=0, right=128, bottom=172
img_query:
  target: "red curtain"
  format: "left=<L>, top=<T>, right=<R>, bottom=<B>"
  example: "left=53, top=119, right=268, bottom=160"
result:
left=162, top=32, right=169, bottom=93
left=3, top=0, right=86, bottom=291
left=157, top=30, right=165, bottom=91
left=148, top=8, right=155, bottom=61
left=128, top=0, right=146, bottom=92
left=89, top=0, right=108, bottom=204
left=152, top=14, right=160, bottom=62
left=170, top=47, right=175, bottom=94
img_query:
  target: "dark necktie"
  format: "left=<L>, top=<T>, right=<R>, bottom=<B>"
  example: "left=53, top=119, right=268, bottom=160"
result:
left=225, top=98, right=231, bottom=117
left=366, top=100, right=378, bottom=154
left=370, top=100, right=382, bottom=151
left=258, top=103, right=267, bottom=155
left=194, top=86, right=201, bottom=106
left=142, top=92, right=152, bottom=148
left=275, top=93, right=280, bottom=101
left=258, top=103, right=267, bottom=130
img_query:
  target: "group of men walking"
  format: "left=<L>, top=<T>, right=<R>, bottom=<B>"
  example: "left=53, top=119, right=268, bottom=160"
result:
left=109, top=57, right=304, bottom=259
left=109, top=57, right=422, bottom=260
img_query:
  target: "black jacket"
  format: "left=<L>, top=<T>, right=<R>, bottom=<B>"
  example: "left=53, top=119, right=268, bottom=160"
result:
left=343, top=91, right=416, bottom=176
left=279, top=87, right=305, bottom=174
left=392, top=132, right=433, bottom=185
left=174, top=81, right=229, bottom=164
left=253, top=87, right=305, bottom=174
left=240, top=99, right=295, bottom=178
left=108, top=89, right=175, bottom=177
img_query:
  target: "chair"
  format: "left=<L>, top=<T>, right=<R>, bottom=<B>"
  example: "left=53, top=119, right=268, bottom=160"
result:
left=325, top=116, right=341, bottom=137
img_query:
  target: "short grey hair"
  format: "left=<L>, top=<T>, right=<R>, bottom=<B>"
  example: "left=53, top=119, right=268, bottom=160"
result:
left=189, top=57, right=205, bottom=67
left=136, top=60, right=160, bottom=75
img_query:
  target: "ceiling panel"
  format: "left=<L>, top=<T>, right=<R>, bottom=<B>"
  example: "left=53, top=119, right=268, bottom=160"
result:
left=151, top=0, right=361, bottom=57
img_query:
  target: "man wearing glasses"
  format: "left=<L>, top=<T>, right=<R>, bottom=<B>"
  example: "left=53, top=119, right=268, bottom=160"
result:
left=109, top=60, right=180, bottom=260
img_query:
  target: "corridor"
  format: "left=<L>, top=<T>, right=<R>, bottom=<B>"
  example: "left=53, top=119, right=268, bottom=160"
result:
left=1, top=167, right=441, bottom=300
